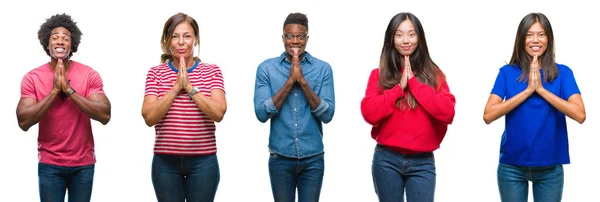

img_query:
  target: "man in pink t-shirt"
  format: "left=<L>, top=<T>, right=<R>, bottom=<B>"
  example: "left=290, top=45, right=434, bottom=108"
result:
left=16, top=14, right=111, bottom=202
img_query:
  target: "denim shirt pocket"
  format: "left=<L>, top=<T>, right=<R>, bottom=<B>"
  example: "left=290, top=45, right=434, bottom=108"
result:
left=308, top=80, right=321, bottom=94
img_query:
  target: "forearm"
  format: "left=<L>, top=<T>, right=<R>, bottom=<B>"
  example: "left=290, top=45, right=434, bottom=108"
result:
left=17, top=90, right=60, bottom=131
left=537, top=88, right=586, bottom=123
left=272, top=78, right=295, bottom=110
left=298, top=78, right=320, bottom=110
left=408, top=80, right=455, bottom=124
left=142, top=89, right=178, bottom=126
left=484, top=89, right=533, bottom=124
left=190, top=93, right=226, bottom=122
left=69, top=93, right=111, bottom=125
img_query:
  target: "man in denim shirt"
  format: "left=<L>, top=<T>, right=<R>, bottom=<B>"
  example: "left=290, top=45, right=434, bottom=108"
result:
left=253, top=13, right=335, bottom=202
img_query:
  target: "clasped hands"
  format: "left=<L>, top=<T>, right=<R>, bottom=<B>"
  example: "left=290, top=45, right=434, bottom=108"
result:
left=173, top=56, right=194, bottom=94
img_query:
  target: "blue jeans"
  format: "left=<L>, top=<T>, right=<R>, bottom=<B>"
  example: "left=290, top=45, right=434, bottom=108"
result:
left=269, top=152, right=325, bottom=202
left=38, top=163, right=95, bottom=202
left=152, top=154, right=220, bottom=202
left=372, top=144, right=436, bottom=202
left=497, top=163, right=564, bottom=202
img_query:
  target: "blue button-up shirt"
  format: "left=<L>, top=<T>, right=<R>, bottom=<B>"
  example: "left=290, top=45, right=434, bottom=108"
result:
left=254, top=52, right=335, bottom=159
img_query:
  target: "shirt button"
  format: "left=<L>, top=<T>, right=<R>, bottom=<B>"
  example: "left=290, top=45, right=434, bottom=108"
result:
left=295, top=123, right=298, bottom=127
left=295, top=93, right=297, bottom=96
left=295, top=138, right=299, bottom=142
left=294, top=108, right=297, bottom=111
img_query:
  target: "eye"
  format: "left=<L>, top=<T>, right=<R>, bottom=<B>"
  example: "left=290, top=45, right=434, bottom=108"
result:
left=172, top=35, right=178, bottom=39
left=185, top=35, right=191, bottom=39
left=409, top=33, right=416, bottom=37
left=395, top=33, right=402, bottom=37
left=63, top=37, right=70, bottom=42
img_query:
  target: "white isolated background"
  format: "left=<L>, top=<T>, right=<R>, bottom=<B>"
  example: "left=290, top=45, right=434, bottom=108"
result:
left=0, top=0, right=597, bottom=201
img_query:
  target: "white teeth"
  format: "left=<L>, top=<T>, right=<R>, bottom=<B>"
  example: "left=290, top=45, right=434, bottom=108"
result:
left=55, top=48, right=65, bottom=53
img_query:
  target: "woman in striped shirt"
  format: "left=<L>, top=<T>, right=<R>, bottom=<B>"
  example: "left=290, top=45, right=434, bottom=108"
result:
left=141, top=12, right=227, bottom=202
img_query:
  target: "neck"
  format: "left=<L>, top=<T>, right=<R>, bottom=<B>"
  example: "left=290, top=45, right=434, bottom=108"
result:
left=286, top=52, right=306, bottom=62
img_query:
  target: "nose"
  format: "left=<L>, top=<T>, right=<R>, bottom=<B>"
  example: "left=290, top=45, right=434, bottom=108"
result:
left=532, top=35, right=540, bottom=43
left=402, top=35, right=410, bottom=44
left=178, top=37, right=185, bottom=45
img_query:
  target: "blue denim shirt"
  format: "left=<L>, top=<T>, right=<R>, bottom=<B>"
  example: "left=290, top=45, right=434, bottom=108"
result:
left=254, top=52, right=335, bottom=159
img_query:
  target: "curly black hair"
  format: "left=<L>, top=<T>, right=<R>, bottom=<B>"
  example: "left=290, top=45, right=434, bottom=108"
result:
left=37, top=13, right=82, bottom=58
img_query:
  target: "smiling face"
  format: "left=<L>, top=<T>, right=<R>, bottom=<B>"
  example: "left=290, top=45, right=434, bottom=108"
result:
left=282, top=24, right=308, bottom=57
left=525, top=22, right=548, bottom=57
left=394, top=19, right=418, bottom=56
left=48, top=27, right=71, bottom=59
left=170, top=22, right=196, bottom=59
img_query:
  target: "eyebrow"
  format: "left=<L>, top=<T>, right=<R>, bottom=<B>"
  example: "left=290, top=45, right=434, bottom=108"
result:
left=51, top=32, right=70, bottom=36
left=173, top=32, right=192, bottom=35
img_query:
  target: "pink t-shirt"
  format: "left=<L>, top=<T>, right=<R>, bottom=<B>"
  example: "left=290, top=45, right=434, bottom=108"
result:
left=20, top=61, right=105, bottom=167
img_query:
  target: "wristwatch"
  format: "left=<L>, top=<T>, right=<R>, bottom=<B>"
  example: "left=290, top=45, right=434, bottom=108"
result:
left=66, top=87, right=76, bottom=97
left=188, top=87, right=198, bottom=99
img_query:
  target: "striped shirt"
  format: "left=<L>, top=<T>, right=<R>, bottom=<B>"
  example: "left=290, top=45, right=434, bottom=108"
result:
left=144, top=61, right=225, bottom=155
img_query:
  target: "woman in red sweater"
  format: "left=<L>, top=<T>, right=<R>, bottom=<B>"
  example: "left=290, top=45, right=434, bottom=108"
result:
left=360, top=12, right=456, bottom=202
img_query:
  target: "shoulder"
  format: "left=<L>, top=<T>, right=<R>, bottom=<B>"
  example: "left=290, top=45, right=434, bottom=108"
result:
left=500, top=64, right=520, bottom=71
left=22, top=63, right=51, bottom=80
left=198, top=62, right=222, bottom=71
left=306, top=53, right=331, bottom=69
left=258, top=56, right=281, bottom=69
left=370, top=68, right=379, bottom=75
left=29, top=63, right=51, bottom=74
left=71, top=61, right=99, bottom=75
left=147, top=63, right=170, bottom=73
left=555, top=63, right=573, bottom=73
left=498, top=64, right=521, bottom=75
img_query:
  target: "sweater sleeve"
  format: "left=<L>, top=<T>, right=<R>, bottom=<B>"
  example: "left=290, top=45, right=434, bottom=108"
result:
left=407, top=76, right=456, bottom=125
left=361, top=68, right=404, bottom=126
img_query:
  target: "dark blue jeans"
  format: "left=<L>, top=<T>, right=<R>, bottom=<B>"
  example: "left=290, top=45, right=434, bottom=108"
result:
left=152, top=154, right=220, bottom=202
left=497, top=163, right=564, bottom=202
left=372, top=144, right=436, bottom=202
left=269, top=152, right=325, bottom=202
left=38, top=163, right=95, bottom=202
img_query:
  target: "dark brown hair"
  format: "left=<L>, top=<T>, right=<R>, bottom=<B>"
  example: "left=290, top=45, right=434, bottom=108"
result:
left=379, top=12, right=445, bottom=109
left=510, top=12, right=557, bottom=82
left=160, top=12, right=200, bottom=63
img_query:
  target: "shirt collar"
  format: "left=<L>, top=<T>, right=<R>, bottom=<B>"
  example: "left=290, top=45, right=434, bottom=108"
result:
left=279, top=51, right=313, bottom=64
left=168, top=60, right=199, bottom=73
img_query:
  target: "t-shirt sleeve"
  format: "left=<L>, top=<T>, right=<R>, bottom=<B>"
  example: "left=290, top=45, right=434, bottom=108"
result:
left=88, top=70, right=105, bottom=96
left=20, top=72, right=37, bottom=100
left=210, top=65, right=225, bottom=93
left=144, top=68, right=159, bottom=96
left=561, top=65, right=581, bottom=100
left=490, top=68, right=506, bottom=99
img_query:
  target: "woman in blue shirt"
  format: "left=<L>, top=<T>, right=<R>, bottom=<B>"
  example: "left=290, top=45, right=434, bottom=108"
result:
left=483, top=13, right=586, bottom=202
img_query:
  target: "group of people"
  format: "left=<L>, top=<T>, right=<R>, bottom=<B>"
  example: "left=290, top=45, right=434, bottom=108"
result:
left=16, top=11, right=586, bottom=202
